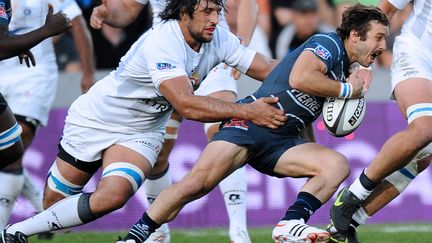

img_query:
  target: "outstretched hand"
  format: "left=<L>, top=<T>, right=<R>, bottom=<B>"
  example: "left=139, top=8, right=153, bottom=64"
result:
left=246, top=97, right=286, bottom=129
left=18, top=50, right=35, bottom=68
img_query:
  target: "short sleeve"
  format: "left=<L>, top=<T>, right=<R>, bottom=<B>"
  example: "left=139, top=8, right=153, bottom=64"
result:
left=144, top=36, right=188, bottom=90
left=217, top=28, right=257, bottom=74
left=303, top=34, right=342, bottom=71
left=388, top=0, right=411, bottom=10
left=58, top=0, right=82, bottom=19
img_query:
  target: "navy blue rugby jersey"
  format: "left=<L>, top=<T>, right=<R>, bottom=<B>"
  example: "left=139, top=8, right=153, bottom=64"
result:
left=0, top=0, right=11, bottom=25
left=248, top=32, right=350, bottom=135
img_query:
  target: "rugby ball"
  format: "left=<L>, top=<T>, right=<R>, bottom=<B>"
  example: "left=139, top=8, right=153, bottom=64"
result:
left=322, top=97, right=366, bottom=137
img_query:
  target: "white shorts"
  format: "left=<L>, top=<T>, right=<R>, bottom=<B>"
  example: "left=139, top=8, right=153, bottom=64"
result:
left=391, top=34, right=432, bottom=95
left=195, top=63, right=237, bottom=96
left=61, top=109, right=164, bottom=166
left=0, top=63, right=58, bottom=126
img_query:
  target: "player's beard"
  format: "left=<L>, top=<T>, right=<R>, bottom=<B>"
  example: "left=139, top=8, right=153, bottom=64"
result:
left=189, top=28, right=212, bottom=43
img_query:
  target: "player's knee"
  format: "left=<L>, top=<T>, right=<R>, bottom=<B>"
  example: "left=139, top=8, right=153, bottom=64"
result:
left=98, top=162, right=144, bottom=211
left=323, top=153, right=350, bottom=181
left=92, top=189, right=130, bottom=213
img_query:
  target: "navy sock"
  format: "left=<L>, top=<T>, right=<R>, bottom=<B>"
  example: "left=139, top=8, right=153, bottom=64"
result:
left=282, top=191, right=322, bottom=223
left=125, top=213, right=161, bottom=243
left=359, top=170, right=378, bottom=191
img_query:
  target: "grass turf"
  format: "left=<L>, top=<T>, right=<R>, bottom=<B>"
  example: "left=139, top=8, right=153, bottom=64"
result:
left=28, top=223, right=432, bottom=242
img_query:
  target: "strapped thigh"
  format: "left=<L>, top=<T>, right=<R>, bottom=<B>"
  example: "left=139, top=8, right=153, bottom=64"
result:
left=406, top=103, right=432, bottom=124
left=101, top=162, right=145, bottom=192
left=47, top=162, right=84, bottom=197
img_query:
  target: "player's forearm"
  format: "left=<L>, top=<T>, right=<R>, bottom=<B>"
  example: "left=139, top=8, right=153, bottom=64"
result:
left=102, top=0, right=142, bottom=28
left=0, top=27, right=51, bottom=60
left=236, top=0, right=257, bottom=45
left=378, top=0, right=398, bottom=20
left=290, top=69, right=341, bottom=97
left=245, top=54, right=279, bottom=81
left=174, top=95, right=251, bottom=122
left=71, top=17, right=95, bottom=78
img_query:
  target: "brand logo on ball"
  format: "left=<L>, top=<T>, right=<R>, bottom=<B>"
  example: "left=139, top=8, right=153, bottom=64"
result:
left=325, top=97, right=336, bottom=122
left=348, top=98, right=365, bottom=126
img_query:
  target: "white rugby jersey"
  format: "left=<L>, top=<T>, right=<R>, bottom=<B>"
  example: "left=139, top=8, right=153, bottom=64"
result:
left=389, top=0, right=432, bottom=42
left=0, top=0, right=82, bottom=66
left=135, top=0, right=229, bottom=29
left=73, top=20, right=256, bottom=134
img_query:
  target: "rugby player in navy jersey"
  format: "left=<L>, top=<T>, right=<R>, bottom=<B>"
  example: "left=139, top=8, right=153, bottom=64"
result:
left=0, top=0, right=70, bottom=169
left=118, top=4, right=389, bottom=243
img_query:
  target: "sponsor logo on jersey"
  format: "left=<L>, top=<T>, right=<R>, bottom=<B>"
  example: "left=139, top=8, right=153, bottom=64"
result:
left=403, top=70, right=419, bottom=78
left=291, top=89, right=322, bottom=115
left=223, top=118, right=248, bottom=131
left=314, top=44, right=332, bottom=60
left=156, top=62, right=176, bottom=70
left=134, top=140, right=161, bottom=153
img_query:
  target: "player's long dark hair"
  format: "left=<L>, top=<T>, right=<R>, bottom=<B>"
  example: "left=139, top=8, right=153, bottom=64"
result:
left=337, top=4, right=389, bottom=41
left=160, top=0, right=225, bottom=21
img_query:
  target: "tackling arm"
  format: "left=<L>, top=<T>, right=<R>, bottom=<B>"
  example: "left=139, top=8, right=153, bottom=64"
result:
left=159, top=76, right=286, bottom=129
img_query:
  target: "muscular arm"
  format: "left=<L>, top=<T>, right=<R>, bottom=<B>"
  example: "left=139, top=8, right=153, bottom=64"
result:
left=70, top=16, right=95, bottom=92
left=235, top=0, right=257, bottom=45
left=159, top=76, right=286, bottom=128
left=378, top=0, right=399, bottom=20
left=289, top=51, right=342, bottom=97
left=0, top=25, right=51, bottom=60
left=245, top=52, right=279, bottom=81
left=91, top=0, right=144, bottom=29
left=0, top=4, right=71, bottom=60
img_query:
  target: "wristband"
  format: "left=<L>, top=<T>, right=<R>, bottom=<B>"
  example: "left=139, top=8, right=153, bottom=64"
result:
left=338, top=82, right=353, bottom=99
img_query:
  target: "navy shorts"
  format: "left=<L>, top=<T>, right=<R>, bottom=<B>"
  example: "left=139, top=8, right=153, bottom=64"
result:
left=212, top=118, right=308, bottom=177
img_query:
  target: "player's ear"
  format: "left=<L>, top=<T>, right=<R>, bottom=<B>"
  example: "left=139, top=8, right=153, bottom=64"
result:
left=349, top=30, right=361, bottom=44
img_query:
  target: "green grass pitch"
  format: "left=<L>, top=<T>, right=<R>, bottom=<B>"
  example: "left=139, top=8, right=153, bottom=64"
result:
left=28, top=223, right=432, bottom=242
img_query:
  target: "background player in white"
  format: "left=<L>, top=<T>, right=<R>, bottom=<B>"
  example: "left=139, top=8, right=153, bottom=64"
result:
left=0, top=0, right=95, bottom=237
left=0, top=0, right=285, bottom=242
left=330, top=0, right=432, bottom=240
left=91, top=0, right=259, bottom=242
left=0, top=1, right=71, bottom=171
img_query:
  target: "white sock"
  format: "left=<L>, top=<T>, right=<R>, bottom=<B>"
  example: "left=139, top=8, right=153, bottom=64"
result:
left=21, top=168, right=44, bottom=212
left=219, top=166, right=249, bottom=241
left=352, top=207, right=370, bottom=225
left=349, top=178, right=372, bottom=200
left=7, top=194, right=85, bottom=236
left=0, top=171, right=24, bottom=228
left=144, top=168, right=172, bottom=236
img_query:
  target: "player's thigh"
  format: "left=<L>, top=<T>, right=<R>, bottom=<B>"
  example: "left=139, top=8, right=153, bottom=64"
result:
left=44, top=156, right=93, bottom=206
left=184, top=141, right=248, bottom=191
left=206, top=90, right=237, bottom=102
left=273, top=142, right=349, bottom=178
left=393, top=78, right=432, bottom=117
left=97, top=141, right=158, bottom=199
left=0, top=102, right=24, bottom=168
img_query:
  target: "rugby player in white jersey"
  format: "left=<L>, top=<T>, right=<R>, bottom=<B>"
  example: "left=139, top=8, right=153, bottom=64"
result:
left=0, top=0, right=94, bottom=238
left=0, top=1, right=70, bottom=170
left=91, top=0, right=258, bottom=242
left=329, top=0, right=432, bottom=242
left=0, top=0, right=285, bottom=242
